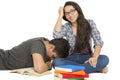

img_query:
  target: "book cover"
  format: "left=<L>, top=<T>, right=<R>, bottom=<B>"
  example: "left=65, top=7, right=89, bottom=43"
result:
left=54, top=74, right=87, bottom=80
left=63, top=78, right=87, bottom=80
left=64, top=78, right=85, bottom=80
left=54, top=70, right=86, bottom=75
left=54, top=73, right=89, bottom=79
left=55, top=65, right=85, bottom=72
left=62, top=73, right=89, bottom=78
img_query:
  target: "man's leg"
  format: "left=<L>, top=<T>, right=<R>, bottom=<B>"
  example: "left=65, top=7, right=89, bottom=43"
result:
left=0, top=49, right=7, bottom=70
left=0, top=56, right=6, bottom=70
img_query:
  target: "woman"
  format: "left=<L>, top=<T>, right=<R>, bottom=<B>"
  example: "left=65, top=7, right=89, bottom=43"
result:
left=53, top=1, right=109, bottom=73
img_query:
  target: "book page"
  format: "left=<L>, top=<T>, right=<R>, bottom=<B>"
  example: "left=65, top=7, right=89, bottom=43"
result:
left=10, top=67, right=52, bottom=76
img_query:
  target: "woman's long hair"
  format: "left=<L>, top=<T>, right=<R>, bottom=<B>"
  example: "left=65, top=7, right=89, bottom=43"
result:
left=63, top=1, right=92, bottom=50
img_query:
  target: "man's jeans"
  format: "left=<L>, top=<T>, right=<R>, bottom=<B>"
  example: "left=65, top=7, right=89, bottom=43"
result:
left=52, top=54, right=109, bottom=73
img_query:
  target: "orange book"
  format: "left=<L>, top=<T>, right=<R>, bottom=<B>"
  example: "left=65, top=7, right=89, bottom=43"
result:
left=54, top=70, right=86, bottom=75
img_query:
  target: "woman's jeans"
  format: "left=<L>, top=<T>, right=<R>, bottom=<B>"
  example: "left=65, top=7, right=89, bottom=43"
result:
left=52, top=54, right=109, bottom=73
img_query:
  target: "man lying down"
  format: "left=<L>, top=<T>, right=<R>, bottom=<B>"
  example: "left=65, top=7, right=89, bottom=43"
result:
left=0, top=37, right=70, bottom=74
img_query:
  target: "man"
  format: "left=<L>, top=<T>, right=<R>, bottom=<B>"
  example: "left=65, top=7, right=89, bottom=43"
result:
left=0, top=37, right=70, bottom=73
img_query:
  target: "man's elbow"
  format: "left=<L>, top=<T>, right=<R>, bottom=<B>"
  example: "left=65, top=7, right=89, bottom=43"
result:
left=34, top=66, right=47, bottom=74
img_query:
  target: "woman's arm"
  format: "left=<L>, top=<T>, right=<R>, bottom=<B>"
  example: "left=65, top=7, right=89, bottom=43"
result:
left=53, top=7, right=69, bottom=38
left=93, top=45, right=101, bottom=59
left=85, top=20, right=103, bottom=67
left=85, top=45, right=101, bottom=67
left=54, top=7, right=64, bottom=32
left=32, top=53, right=51, bottom=73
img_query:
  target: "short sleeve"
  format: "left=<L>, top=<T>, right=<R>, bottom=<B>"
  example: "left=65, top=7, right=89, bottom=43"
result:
left=88, top=19, right=104, bottom=47
left=30, top=41, right=50, bottom=62
left=31, top=41, right=45, bottom=55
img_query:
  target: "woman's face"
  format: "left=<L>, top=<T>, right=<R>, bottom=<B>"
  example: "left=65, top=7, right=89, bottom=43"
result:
left=64, top=5, right=78, bottom=23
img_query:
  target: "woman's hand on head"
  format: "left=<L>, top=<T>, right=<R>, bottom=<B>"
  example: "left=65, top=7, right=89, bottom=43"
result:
left=58, top=6, right=64, bottom=18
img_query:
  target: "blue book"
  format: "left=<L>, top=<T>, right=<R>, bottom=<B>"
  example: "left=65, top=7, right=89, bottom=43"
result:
left=55, top=65, right=85, bottom=72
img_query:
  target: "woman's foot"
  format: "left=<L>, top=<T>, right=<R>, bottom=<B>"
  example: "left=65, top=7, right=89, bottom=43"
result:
left=99, top=66, right=108, bottom=73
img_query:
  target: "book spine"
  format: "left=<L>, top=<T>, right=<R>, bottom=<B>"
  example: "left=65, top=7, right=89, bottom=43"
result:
left=55, top=68, right=72, bottom=72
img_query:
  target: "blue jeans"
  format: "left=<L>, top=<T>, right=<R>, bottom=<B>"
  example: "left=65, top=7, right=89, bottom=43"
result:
left=52, top=54, right=109, bottom=73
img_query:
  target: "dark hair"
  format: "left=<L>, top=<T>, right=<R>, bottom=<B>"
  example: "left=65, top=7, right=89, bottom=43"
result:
left=49, top=38, right=70, bottom=58
left=63, top=1, right=92, bottom=50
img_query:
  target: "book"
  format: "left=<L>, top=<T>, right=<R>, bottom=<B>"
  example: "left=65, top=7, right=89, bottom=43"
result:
left=55, top=65, right=85, bottom=72
left=63, top=78, right=85, bottom=80
left=10, top=67, right=52, bottom=76
left=54, top=70, right=86, bottom=75
left=62, top=73, right=89, bottom=78
left=68, top=78, right=85, bottom=80
left=54, top=73, right=89, bottom=79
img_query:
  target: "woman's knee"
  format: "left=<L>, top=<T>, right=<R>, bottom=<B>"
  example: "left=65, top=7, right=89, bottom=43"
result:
left=98, top=55, right=109, bottom=67
left=52, top=58, right=65, bottom=67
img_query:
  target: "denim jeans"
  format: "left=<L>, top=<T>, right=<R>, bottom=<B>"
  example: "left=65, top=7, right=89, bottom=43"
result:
left=52, top=54, right=109, bottom=73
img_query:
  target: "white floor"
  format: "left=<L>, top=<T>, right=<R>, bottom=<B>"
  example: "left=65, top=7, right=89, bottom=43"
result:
left=1, top=47, right=117, bottom=80
left=0, top=65, right=117, bottom=80
left=0, top=0, right=119, bottom=80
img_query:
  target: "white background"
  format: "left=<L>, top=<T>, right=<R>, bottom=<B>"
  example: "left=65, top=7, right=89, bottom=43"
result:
left=0, top=0, right=119, bottom=80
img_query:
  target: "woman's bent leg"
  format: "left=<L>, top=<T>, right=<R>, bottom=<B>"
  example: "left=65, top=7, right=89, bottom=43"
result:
left=82, top=55, right=109, bottom=73
left=52, top=58, right=80, bottom=68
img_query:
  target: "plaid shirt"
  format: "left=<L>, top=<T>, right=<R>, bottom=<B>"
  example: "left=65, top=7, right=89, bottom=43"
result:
left=53, top=19, right=104, bottom=55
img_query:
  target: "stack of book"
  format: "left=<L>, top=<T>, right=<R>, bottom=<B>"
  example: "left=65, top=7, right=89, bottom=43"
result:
left=54, top=65, right=89, bottom=80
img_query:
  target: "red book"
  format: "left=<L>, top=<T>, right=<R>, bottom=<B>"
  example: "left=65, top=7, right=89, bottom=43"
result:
left=62, top=73, right=89, bottom=78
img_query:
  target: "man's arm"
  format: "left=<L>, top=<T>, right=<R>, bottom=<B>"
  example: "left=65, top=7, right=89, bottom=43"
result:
left=32, top=53, right=51, bottom=73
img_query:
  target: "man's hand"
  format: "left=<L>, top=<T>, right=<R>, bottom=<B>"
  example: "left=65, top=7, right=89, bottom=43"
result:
left=46, top=61, right=52, bottom=70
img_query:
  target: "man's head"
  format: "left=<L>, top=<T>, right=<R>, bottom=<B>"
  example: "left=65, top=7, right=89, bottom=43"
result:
left=47, top=38, right=70, bottom=59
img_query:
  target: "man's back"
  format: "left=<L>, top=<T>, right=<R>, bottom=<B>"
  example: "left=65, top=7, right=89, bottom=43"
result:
left=0, top=37, right=49, bottom=70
